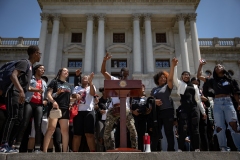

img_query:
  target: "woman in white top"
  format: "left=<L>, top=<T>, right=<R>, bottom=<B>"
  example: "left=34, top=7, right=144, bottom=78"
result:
left=72, top=73, right=96, bottom=152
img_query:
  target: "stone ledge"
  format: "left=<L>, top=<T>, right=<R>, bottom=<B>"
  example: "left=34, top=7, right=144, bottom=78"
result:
left=0, top=152, right=240, bottom=160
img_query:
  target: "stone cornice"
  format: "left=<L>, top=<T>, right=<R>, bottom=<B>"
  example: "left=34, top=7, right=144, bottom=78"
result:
left=38, top=0, right=200, bottom=7
left=0, top=48, right=28, bottom=52
left=200, top=47, right=240, bottom=53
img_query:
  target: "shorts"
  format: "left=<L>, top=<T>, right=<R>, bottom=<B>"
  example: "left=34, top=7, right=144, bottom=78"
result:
left=73, top=110, right=95, bottom=135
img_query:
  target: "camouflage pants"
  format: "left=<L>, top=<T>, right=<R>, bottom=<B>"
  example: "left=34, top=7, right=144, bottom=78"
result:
left=103, top=108, right=138, bottom=150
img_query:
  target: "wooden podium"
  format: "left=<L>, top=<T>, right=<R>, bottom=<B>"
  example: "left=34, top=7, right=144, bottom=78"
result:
left=104, top=80, right=142, bottom=152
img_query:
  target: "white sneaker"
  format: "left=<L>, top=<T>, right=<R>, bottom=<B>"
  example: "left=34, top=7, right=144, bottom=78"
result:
left=34, top=150, right=42, bottom=153
left=195, top=149, right=200, bottom=152
left=221, top=147, right=230, bottom=152
left=7, top=148, right=19, bottom=153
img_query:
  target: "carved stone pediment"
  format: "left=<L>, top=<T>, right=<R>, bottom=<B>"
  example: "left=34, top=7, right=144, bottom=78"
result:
left=63, top=44, right=85, bottom=53
left=153, top=44, right=174, bottom=54
left=106, top=44, right=132, bottom=53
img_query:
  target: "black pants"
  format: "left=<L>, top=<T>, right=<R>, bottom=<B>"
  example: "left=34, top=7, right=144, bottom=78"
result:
left=0, top=109, right=7, bottom=141
left=16, top=102, right=43, bottom=147
left=19, top=120, right=32, bottom=152
left=1, top=90, right=24, bottom=144
left=199, top=115, right=209, bottom=151
left=151, top=117, right=175, bottom=151
left=134, top=116, right=147, bottom=151
left=178, top=106, right=200, bottom=151
left=207, top=120, right=215, bottom=151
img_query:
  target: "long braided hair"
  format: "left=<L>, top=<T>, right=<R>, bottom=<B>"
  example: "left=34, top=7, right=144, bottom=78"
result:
left=54, top=68, right=64, bottom=80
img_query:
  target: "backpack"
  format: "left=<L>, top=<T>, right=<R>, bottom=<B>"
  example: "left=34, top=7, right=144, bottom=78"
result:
left=0, top=59, right=30, bottom=96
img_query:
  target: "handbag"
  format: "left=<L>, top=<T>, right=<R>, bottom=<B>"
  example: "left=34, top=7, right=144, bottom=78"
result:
left=49, top=108, right=62, bottom=119
left=69, top=103, right=78, bottom=123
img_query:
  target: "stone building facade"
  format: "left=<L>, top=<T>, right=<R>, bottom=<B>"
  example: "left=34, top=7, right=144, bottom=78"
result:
left=0, top=0, right=240, bottom=103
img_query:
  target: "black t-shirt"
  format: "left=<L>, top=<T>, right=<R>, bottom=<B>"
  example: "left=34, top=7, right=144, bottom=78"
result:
left=131, top=97, right=148, bottom=118
left=48, top=79, right=73, bottom=109
left=206, top=77, right=233, bottom=95
left=151, top=84, right=172, bottom=110
left=13, top=60, right=32, bottom=93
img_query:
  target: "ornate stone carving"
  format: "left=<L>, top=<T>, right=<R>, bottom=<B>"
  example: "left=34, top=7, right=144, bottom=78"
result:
left=86, top=14, right=94, bottom=21
left=188, top=13, right=197, bottom=22
left=132, top=13, right=141, bottom=21
left=40, top=13, right=50, bottom=21
left=176, top=13, right=187, bottom=22
left=97, top=13, right=106, bottom=21
left=52, top=13, right=61, bottom=21
left=143, top=13, right=152, bottom=21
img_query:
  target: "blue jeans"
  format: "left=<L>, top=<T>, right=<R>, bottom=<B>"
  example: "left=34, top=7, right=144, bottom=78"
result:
left=213, top=97, right=240, bottom=151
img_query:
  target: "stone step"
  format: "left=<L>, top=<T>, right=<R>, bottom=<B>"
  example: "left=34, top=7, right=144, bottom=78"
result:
left=0, top=152, right=240, bottom=160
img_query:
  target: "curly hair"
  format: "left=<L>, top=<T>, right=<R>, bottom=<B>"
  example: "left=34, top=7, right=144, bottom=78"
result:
left=153, top=71, right=169, bottom=86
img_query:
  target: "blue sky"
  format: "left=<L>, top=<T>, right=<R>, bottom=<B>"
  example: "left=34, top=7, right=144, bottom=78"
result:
left=0, top=0, right=239, bottom=38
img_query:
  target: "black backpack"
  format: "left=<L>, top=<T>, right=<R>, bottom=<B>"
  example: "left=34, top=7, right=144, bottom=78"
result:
left=0, top=59, right=30, bottom=96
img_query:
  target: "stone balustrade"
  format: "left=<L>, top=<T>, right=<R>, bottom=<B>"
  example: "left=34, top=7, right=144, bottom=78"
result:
left=0, top=37, right=239, bottom=47
left=0, top=37, right=39, bottom=46
left=199, top=37, right=240, bottom=47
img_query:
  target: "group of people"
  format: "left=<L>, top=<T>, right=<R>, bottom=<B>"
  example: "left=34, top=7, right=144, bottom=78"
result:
left=0, top=45, right=240, bottom=153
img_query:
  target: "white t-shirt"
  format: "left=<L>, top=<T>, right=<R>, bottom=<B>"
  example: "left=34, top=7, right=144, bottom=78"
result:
left=108, top=76, right=130, bottom=109
left=73, top=85, right=96, bottom=111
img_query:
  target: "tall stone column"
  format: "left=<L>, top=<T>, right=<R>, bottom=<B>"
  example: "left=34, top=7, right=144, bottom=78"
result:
left=48, top=13, right=61, bottom=74
left=189, top=13, right=201, bottom=73
left=96, top=14, right=105, bottom=73
left=84, top=14, right=94, bottom=74
left=132, top=14, right=142, bottom=73
left=176, top=13, right=190, bottom=72
left=144, top=14, right=154, bottom=73
left=38, top=13, right=49, bottom=64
